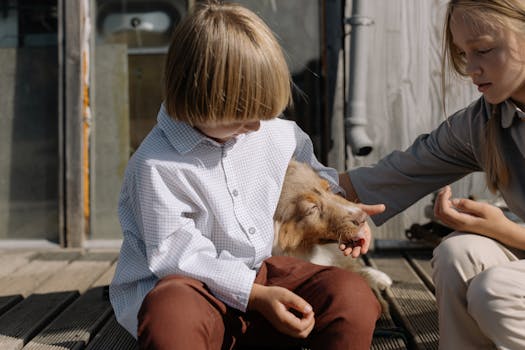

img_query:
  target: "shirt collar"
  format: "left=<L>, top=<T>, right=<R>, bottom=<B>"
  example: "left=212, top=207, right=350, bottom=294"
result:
left=156, top=104, right=243, bottom=154
left=501, top=99, right=525, bottom=128
left=157, top=104, right=208, bottom=154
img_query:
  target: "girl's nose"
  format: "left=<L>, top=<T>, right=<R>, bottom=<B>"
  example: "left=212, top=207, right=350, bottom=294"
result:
left=464, top=57, right=482, bottom=77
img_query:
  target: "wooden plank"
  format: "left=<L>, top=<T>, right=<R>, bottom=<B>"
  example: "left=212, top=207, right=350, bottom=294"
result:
left=370, top=261, right=409, bottom=350
left=64, top=0, right=85, bottom=248
left=61, top=0, right=112, bottom=248
left=376, top=310, right=398, bottom=329
left=368, top=253, right=439, bottom=350
left=0, top=291, right=78, bottom=350
left=91, top=261, right=116, bottom=288
left=33, top=252, right=117, bottom=294
left=80, top=250, right=119, bottom=262
left=405, top=251, right=435, bottom=294
left=370, top=315, right=408, bottom=350
left=372, top=313, right=408, bottom=349
left=0, top=295, right=23, bottom=316
left=0, top=252, right=80, bottom=297
left=23, top=287, right=113, bottom=350
left=0, top=251, right=36, bottom=278
left=372, top=335, right=408, bottom=350
left=32, top=251, right=82, bottom=261
left=85, top=315, right=138, bottom=350
left=57, top=0, right=65, bottom=247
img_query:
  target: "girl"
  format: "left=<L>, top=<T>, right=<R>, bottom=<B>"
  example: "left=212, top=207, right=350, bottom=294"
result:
left=339, top=0, right=525, bottom=348
left=110, top=1, right=382, bottom=349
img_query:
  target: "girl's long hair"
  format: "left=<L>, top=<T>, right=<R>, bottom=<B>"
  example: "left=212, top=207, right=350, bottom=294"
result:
left=441, top=0, right=525, bottom=192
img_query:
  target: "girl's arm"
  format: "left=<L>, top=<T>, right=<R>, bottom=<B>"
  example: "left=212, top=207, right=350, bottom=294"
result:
left=434, top=186, right=525, bottom=250
left=338, top=172, right=359, bottom=203
left=345, top=99, right=488, bottom=227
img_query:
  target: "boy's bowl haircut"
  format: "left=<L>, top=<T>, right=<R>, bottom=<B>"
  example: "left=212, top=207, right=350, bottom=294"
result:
left=164, top=2, right=292, bottom=125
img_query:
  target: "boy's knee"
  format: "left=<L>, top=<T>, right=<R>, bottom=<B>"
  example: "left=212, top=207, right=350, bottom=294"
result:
left=140, top=275, right=221, bottom=328
left=322, top=267, right=381, bottom=322
left=309, top=267, right=379, bottom=348
left=144, top=275, right=198, bottom=307
left=138, top=276, right=225, bottom=348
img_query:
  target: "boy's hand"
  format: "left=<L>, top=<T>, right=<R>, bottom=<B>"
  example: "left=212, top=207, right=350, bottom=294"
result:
left=340, top=203, right=385, bottom=258
left=248, top=284, right=315, bottom=338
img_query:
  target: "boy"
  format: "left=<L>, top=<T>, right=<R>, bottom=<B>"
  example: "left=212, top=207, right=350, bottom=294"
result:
left=110, top=2, right=381, bottom=349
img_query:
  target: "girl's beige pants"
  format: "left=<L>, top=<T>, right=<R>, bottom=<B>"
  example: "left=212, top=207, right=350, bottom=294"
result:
left=432, top=232, right=525, bottom=350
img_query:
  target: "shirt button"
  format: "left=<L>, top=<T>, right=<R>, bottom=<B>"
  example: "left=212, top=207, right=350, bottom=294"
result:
left=232, top=189, right=239, bottom=197
left=248, top=227, right=256, bottom=234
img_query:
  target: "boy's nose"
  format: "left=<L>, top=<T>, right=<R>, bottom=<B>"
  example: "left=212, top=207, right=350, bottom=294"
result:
left=243, top=121, right=261, bottom=132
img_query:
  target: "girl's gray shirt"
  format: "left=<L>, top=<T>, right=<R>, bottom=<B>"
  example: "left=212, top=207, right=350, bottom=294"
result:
left=348, top=96, right=525, bottom=226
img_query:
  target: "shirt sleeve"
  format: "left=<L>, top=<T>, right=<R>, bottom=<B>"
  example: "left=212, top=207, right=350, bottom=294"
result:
left=349, top=107, right=482, bottom=226
left=291, top=123, right=345, bottom=195
left=133, top=161, right=256, bottom=312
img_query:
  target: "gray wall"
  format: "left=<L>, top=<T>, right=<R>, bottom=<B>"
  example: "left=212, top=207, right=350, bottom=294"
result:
left=91, top=44, right=130, bottom=239
left=0, top=48, right=59, bottom=240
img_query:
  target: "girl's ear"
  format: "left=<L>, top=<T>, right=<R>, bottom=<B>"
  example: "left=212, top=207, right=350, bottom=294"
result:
left=277, top=221, right=303, bottom=251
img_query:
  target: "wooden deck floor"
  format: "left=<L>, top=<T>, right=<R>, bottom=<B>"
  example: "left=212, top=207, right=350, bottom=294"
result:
left=0, top=244, right=438, bottom=350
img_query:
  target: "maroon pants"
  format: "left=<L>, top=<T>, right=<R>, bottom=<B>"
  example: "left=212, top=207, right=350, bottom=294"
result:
left=137, top=256, right=380, bottom=350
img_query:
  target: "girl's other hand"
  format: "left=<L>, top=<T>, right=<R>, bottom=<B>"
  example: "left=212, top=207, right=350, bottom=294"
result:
left=433, top=185, right=508, bottom=238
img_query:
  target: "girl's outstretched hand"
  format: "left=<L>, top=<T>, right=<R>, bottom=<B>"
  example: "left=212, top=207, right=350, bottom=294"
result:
left=433, top=186, right=508, bottom=238
left=248, top=284, right=315, bottom=339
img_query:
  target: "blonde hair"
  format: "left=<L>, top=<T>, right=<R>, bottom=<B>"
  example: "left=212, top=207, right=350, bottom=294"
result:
left=163, top=1, right=291, bottom=126
left=441, top=0, right=525, bottom=192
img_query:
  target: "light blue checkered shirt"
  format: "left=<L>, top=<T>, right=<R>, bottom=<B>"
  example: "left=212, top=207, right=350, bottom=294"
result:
left=109, top=104, right=341, bottom=337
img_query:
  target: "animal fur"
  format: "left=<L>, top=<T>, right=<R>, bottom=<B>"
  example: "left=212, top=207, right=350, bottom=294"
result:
left=272, top=160, right=392, bottom=313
